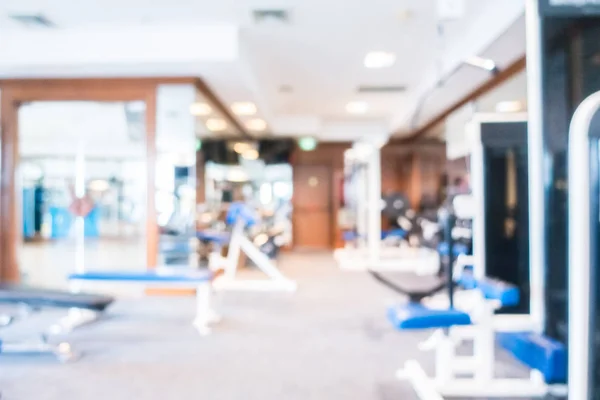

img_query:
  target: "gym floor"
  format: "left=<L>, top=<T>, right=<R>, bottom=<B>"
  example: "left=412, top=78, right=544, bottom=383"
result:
left=2, top=252, right=539, bottom=400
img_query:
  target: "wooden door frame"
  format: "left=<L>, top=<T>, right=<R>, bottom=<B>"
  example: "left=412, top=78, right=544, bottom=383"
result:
left=0, top=77, right=196, bottom=282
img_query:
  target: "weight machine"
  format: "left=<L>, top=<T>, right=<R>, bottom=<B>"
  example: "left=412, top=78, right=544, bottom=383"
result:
left=334, top=141, right=439, bottom=273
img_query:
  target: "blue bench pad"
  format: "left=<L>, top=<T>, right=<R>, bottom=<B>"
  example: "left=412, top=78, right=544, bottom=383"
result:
left=69, top=270, right=212, bottom=283
left=437, top=242, right=470, bottom=257
left=497, top=332, right=567, bottom=384
left=196, top=231, right=230, bottom=244
left=477, top=278, right=520, bottom=307
left=388, top=303, right=471, bottom=330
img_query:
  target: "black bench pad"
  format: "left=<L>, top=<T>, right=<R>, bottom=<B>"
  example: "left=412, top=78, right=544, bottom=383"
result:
left=0, top=285, right=114, bottom=311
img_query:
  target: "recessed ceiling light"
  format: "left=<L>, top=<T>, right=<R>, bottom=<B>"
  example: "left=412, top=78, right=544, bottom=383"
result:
left=364, top=51, right=396, bottom=69
left=231, top=102, right=257, bottom=116
left=246, top=118, right=268, bottom=131
left=233, top=142, right=252, bottom=153
left=190, top=102, right=212, bottom=116
left=242, top=149, right=259, bottom=160
left=496, top=101, right=523, bottom=113
left=346, top=101, right=369, bottom=114
left=205, top=118, right=228, bottom=132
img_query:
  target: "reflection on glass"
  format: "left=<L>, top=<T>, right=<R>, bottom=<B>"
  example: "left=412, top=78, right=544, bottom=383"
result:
left=18, top=101, right=147, bottom=288
left=198, top=140, right=295, bottom=262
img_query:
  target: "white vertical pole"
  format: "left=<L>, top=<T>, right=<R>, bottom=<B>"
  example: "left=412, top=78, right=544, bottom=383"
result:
left=74, top=140, right=86, bottom=274
left=224, top=220, right=244, bottom=279
left=469, top=120, right=486, bottom=280
left=525, top=0, right=546, bottom=334
left=367, top=146, right=381, bottom=264
left=568, top=91, right=600, bottom=400
left=355, top=161, right=367, bottom=249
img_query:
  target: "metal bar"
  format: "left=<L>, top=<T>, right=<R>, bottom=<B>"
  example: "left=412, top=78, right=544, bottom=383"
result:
left=568, top=90, right=600, bottom=400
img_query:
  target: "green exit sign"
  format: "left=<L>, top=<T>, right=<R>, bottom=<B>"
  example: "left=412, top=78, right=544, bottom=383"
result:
left=298, top=137, right=318, bottom=151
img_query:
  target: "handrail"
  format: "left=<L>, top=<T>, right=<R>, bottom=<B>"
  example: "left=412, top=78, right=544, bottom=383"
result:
left=568, top=90, right=600, bottom=400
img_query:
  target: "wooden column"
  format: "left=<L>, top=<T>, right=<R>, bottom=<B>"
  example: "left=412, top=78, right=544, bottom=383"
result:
left=0, top=89, right=20, bottom=282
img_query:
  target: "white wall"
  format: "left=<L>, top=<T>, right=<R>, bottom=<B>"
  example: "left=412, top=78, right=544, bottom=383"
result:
left=444, top=69, right=527, bottom=159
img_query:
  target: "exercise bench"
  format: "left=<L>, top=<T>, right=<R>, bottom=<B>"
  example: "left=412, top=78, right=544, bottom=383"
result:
left=67, top=269, right=217, bottom=335
left=0, top=285, right=114, bottom=362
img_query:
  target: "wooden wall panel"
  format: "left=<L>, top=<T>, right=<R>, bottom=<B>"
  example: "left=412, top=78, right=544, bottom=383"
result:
left=0, top=89, right=21, bottom=282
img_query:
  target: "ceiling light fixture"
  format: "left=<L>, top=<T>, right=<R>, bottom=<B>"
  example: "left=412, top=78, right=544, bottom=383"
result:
left=205, top=118, right=228, bottom=132
left=242, top=149, right=260, bottom=160
left=464, top=56, right=498, bottom=73
left=246, top=118, right=268, bottom=131
left=190, top=102, right=212, bottom=116
left=231, top=102, right=257, bottom=116
left=346, top=101, right=369, bottom=114
left=496, top=100, right=524, bottom=113
left=233, top=142, right=252, bottom=154
left=364, top=51, right=396, bottom=69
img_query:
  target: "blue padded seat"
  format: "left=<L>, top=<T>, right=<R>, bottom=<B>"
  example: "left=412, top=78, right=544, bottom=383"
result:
left=382, top=229, right=407, bottom=239
left=437, top=242, right=470, bottom=257
left=476, top=278, right=520, bottom=307
left=455, top=274, right=520, bottom=308
left=497, top=332, right=567, bottom=384
left=196, top=230, right=230, bottom=245
left=343, top=231, right=360, bottom=242
left=69, top=270, right=212, bottom=283
left=388, top=303, right=471, bottom=330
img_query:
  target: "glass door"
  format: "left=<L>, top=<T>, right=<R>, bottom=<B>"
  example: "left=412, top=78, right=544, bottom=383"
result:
left=18, top=101, right=147, bottom=288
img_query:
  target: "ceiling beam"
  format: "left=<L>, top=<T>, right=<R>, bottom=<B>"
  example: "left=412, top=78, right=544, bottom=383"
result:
left=193, top=78, right=252, bottom=139
left=388, top=55, right=526, bottom=145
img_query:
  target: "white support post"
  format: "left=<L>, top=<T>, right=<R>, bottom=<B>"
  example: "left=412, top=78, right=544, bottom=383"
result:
left=525, top=0, right=547, bottom=335
left=193, top=281, right=215, bottom=335
left=224, top=220, right=244, bottom=279
left=367, top=146, right=381, bottom=265
left=356, top=161, right=368, bottom=249
left=469, top=121, right=486, bottom=280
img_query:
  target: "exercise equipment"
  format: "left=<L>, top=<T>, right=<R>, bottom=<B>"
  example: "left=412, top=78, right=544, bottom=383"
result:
left=67, top=269, right=216, bottom=335
left=469, top=113, right=530, bottom=315
left=0, top=285, right=114, bottom=362
left=374, top=189, right=567, bottom=398
left=335, top=141, right=439, bottom=273
left=209, top=202, right=297, bottom=292
left=567, top=90, right=600, bottom=399
left=392, top=273, right=565, bottom=398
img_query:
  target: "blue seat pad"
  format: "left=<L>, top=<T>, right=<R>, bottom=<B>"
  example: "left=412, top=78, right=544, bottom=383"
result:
left=388, top=303, right=471, bottom=330
left=437, top=242, right=470, bottom=257
left=69, top=270, right=212, bottom=283
left=196, top=230, right=230, bottom=244
left=497, top=332, right=567, bottom=384
left=477, top=278, right=520, bottom=307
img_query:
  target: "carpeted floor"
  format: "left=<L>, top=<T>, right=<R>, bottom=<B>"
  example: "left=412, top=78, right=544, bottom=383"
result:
left=1, top=252, right=543, bottom=400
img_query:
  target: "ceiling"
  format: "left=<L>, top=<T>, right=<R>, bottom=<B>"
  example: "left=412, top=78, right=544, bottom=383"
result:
left=0, top=0, right=527, bottom=142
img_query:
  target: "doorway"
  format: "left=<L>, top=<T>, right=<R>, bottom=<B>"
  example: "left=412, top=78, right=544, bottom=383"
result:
left=292, top=165, right=332, bottom=249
